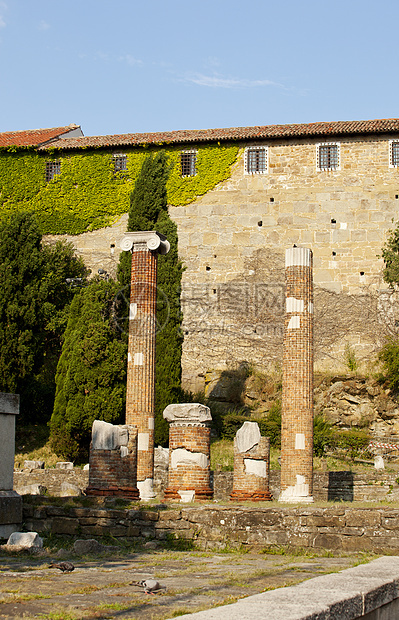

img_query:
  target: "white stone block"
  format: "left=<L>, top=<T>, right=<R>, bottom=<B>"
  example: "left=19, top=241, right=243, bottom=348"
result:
left=7, top=532, right=43, bottom=548
left=60, top=482, right=82, bottom=497
left=244, top=459, right=267, bottom=478
left=235, top=421, right=261, bottom=454
left=163, top=403, right=212, bottom=424
left=171, top=448, right=209, bottom=470
left=91, top=420, right=128, bottom=450
left=374, top=456, right=385, bottom=470
left=55, top=462, right=74, bottom=470
left=178, top=490, right=195, bottom=503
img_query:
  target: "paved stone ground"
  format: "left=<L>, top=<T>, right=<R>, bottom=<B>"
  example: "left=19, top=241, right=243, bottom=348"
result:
left=0, top=545, right=378, bottom=620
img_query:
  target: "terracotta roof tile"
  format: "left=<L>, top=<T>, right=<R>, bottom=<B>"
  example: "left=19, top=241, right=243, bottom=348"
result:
left=0, top=124, right=81, bottom=147
left=37, top=118, right=399, bottom=151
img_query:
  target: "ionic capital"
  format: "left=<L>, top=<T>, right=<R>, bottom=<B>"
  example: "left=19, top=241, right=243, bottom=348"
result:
left=120, top=231, right=170, bottom=255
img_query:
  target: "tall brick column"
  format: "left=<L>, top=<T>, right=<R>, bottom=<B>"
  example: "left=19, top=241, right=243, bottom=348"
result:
left=279, top=246, right=314, bottom=503
left=120, top=231, right=169, bottom=500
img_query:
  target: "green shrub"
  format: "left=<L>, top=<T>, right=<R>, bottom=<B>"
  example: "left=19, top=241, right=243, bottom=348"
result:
left=336, top=429, right=370, bottom=459
left=313, top=414, right=337, bottom=456
left=378, top=338, right=399, bottom=391
left=258, top=401, right=282, bottom=448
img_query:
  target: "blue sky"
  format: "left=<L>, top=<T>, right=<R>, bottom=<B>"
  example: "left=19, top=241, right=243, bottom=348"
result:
left=0, top=0, right=398, bottom=136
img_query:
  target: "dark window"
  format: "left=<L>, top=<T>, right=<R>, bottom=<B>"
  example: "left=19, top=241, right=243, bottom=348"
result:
left=392, top=142, right=399, bottom=167
left=246, top=147, right=267, bottom=173
left=181, top=151, right=196, bottom=177
left=318, top=144, right=339, bottom=170
left=114, top=154, right=127, bottom=173
left=45, top=161, right=61, bottom=182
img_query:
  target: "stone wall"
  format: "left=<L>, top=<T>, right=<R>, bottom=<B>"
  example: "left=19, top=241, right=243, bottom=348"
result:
left=13, top=467, right=399, bottom=503
left=19, top=500, right=399, bottom=553
left=47, top=134, right=399, bottom=392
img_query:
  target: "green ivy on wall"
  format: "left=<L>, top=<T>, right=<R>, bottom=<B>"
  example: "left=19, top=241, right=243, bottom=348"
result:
left=0, top=143, right=239, bottom=235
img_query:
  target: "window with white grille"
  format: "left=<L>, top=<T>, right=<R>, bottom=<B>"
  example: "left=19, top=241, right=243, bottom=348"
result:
left=180, top=150, right=197, bottom=177
left=245, top=146, right=268, bottom=174
left=113, top=154, right=127, bottom=173
left=317, top=143, right=340, bottom=171
left=390, top=141, right=399, bottom=167
left=45, top=160, right=61, bottom=182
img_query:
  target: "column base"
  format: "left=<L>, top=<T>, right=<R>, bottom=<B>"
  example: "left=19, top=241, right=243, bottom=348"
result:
left=163, top=487, right=213, bottom=502
left=85, top=486, right=140, bottom=500
left=230, top=490, right=273, bottom=502
left=137, top=478, right=156, bottom=501
left=279, top=487, right=314, bottom=503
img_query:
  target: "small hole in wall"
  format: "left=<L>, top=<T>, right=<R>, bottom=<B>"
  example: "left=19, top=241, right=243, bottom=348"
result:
left=332, top=251, right=336, bottom=256
left=110, top=243, right=115, bottom=248
left=331, top=218, right=336, bottom=224
left=185, top=331, right=189, bottom=335
left=213, top=289, right=216, bottom=294
left=206, top=266, right=211, bottom=271
left=214, top=254, right=217, bottom=258
left=360, top=271, right=365, bottom=276
left=396, top=195, right=399, bottom=199
left=258, top=221, right=263, bottom=227
left=270, top=197, right=274, bottom=203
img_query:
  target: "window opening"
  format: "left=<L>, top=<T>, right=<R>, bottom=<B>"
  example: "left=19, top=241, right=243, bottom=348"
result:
left=45, top=161, right=61, bottom=182
left=181, top=150, right=197, bottom=177
left=245, top=147, right=268, bottom=174
left=317, top=143, right=340, bottom=171
left=113, top=154, right=127, bottom=173
left=390, top=141, right=399, bottom=167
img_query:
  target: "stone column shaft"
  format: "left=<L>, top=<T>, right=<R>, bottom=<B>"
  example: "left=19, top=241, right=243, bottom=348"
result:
left=279, top=247, right=314, bottom=503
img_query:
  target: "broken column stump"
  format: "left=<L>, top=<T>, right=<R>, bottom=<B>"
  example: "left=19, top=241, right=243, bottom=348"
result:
left=163, top=403, right=213, bottom=502
left=0, top=392, right=22, bottom=538
left=85, top=420, right=139, bottom=499
left=230, top=421, right=272, bottom=502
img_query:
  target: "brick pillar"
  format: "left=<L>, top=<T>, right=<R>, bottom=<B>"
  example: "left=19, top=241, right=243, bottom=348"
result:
left=279, top=247, right=314, bottom=503
left=163, top=403, right=213, bottom=502
left=120, top=231, right=169, bottom=500
left=230, top=421, right=272, bottom=502
left=86, top=420, right=139, bottom=499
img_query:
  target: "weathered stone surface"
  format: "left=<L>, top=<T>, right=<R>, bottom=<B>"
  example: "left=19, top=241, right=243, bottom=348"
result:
left=0, top=393, right=19, bottom=414
left=235, top=421, right=261, bottom=454
left=163, top=403, right=212, bottom=424
left=18, top=484, right=47, bottom=495
left=91, top=420, right=129, bottom=450
left=7, top=531, right=42, bottom=548
left=23, top=461, right=44, bottom=470
left=60, top=482, right=82, bottom=497
left=55, top=462, right=74, bottom=470
left=170, top=449, right=209, bottom=470
left=73, top=538, right=105, bottom=554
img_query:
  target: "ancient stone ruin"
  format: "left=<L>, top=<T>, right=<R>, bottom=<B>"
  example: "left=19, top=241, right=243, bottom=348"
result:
left=230, top=421, right=272, bottom=501
left=163, top=403, right=213, bottom=502
left=0, top=392, right=22, bottom=537
left=121, top=230, right=170, bottom=500
left=280, top=247, right=314, bottom=503
left=86, top=420, right=139, bottom=499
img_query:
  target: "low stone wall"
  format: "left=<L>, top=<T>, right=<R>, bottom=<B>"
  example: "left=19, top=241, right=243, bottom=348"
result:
left=14, top=469, right=89, bottom=496
left=20, top=502, right=399, bottom=553
left=14, top=468, right=399, bottom=502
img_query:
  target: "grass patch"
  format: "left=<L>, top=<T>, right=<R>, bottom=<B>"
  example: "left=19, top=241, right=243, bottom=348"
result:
left=210, top=438, right=234, bottom=471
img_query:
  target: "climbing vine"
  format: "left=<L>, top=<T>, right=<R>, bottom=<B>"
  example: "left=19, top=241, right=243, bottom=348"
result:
left=0, top=143, right=239, bottom=235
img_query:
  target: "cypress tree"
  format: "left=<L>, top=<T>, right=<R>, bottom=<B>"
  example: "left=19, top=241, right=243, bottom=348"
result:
left=0, top=211, right=86, bottom=422
left=49, top=279, right=127, bottom=461
left=117, top=152, right=183, bottom=445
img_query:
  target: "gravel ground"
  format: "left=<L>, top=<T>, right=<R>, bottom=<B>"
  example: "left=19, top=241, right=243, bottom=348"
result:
left=0, top=544, right=378, bottom=620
